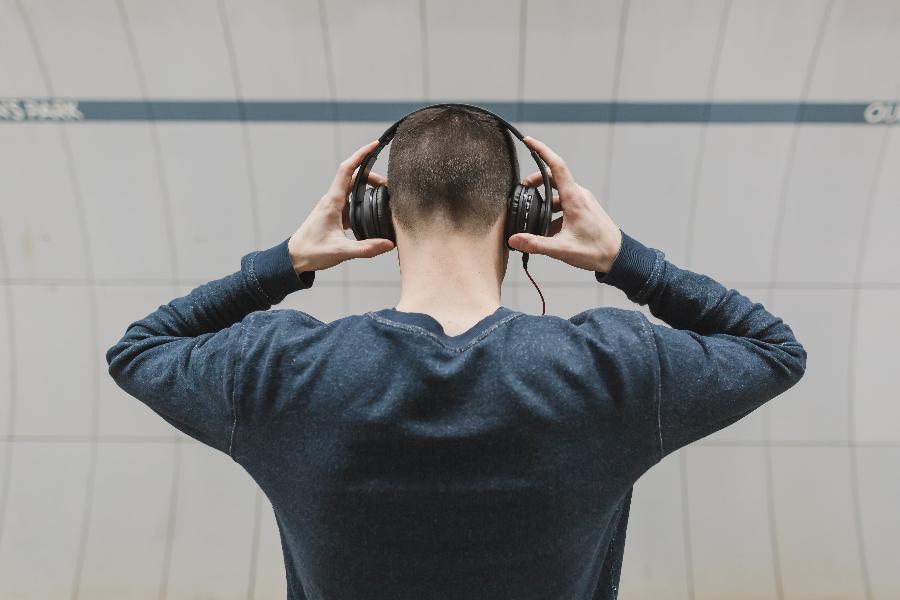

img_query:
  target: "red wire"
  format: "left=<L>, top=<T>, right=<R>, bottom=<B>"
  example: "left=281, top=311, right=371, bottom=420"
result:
left=522, top=253, right=546, bottom=315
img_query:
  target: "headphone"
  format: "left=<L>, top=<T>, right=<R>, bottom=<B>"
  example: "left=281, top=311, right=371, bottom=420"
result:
left=348, top=103, right=553, bottom=252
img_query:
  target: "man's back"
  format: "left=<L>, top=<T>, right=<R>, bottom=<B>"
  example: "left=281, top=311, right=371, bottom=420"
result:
left=107, top=123, right=807, bottom=598
left=108, top=227, right=805, bottom=599
left=236, top=304, right=657, bottom=599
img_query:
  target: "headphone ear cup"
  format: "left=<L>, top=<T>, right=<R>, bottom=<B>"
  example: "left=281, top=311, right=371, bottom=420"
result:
left=358, top=186, right=374, bottom=240
left=363, top=187, right=378, bottom=240
left=529, top=186, right=550, bottom=236
left=373, top=186, right=396, bottom=243
left=542, top=189, right=552, bottom=235
left=523, top=187, right=539, bottom=235
left=505, top=184, right=524, bottom=249
left=349, top=186, right=364, bottom=240
left=517, top=186, right=542, bottom=236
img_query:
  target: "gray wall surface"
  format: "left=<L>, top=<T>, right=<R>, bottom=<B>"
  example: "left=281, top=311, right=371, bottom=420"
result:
left=0, top=0, right=898, bottom=598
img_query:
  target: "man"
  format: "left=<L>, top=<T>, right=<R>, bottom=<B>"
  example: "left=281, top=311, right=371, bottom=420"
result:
left=106, top=105, right=807, bottom=599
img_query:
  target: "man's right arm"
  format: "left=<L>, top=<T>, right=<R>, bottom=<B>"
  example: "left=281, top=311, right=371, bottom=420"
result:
left=506, top=135, right=807, bottom=462
left=596, top=229, right=808, bottom=461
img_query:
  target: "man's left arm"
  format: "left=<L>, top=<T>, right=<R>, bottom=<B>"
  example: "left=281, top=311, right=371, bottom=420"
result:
left=105, top=238, right=315, bottom=456
left=105, top=139, right=395, bottom=458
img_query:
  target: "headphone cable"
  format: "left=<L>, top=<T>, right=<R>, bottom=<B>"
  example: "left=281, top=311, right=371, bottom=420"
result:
left=521, top=252, right=546, bottom=315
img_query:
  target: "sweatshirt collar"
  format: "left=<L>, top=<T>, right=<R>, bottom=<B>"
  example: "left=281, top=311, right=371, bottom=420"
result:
left=371, top=305, right=519, bottom=345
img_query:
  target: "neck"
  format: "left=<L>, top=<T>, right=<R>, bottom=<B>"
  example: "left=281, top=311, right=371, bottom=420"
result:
left=394, top=222, right=508, bottom=328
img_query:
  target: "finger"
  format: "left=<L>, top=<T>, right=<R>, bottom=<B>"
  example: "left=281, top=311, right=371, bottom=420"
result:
left=330, top=139, right=380, bottom=194
left=341, top=238, right=395, bottom=260
left=506, top=232, right=562, bottom=257
left=343, top=167, right=386, bottom=194
left=522, top=136, right=575, bottom=189
left=336, top=168, right=387, bottom=228
left=367, top=170, right=387, bottom=187
left=522, top=169, right=558, bottom=190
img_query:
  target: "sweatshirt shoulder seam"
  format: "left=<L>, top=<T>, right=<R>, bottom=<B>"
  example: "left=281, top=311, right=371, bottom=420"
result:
left=228, top=317, right=250, bottom=460
left=635, top=311, right=664, bottom=462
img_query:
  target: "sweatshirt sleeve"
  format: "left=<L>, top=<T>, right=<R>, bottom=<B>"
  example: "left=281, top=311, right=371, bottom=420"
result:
left=596, top=229, right=808, bottom=461
left=105, top=237, right=315, bottom=457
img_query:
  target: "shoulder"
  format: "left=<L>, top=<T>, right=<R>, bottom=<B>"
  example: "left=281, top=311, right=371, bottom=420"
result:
left=503, top=307, right=655, bottom=369
left=243, top=307, right=324, bottom=329
left=570, top=306, right=650, bottom=337
left=576, top=307, right=656, bottom=362
left=241, top=308, right=382, bottom=342
left=510, top=307, right=659, bottom=438
left=569, top=306, right=644, bottom=328
left=240, top=308, right=330, bottom=347
left=514, top=306, right=651, bottom=347
left=531, top=307, right=657, bottom=377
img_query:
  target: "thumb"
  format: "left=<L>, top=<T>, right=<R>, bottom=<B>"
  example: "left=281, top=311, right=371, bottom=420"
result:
left=507, top=233, right=558, bottom=256
left=342, top=238, right=395, bottom=259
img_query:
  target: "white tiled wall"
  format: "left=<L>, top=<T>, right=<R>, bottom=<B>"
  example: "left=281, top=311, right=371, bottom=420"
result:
left=1, top=0, right=898, bottom=597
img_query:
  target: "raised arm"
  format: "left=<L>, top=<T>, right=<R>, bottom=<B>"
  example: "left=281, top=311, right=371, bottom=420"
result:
left=105, top=237, right=317, bottom=455
left=105, top=139, right=395, bottom=457
left=508, top=135, right=807, bottom=463
left=595, top=230, right=807, bottom=460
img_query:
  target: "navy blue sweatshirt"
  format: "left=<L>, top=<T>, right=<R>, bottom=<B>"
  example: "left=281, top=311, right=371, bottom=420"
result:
left=106, top=230, right=807, bottom=599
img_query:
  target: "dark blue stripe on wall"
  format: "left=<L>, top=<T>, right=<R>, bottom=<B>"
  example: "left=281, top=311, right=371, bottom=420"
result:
left=0, top=98, right=898, bottom=124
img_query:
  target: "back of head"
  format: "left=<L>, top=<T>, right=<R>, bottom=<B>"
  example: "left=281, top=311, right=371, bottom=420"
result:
left=387, top=106, right=519, bottom=240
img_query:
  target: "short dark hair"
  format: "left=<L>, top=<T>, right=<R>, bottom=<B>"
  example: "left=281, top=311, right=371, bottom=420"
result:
left=386, top=105, right=519, bottom=238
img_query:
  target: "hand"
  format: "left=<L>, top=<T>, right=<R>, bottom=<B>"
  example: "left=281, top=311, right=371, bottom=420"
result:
left=507, top=136, right=623, bottom=273
left=287, top=140, right=395, bottom=273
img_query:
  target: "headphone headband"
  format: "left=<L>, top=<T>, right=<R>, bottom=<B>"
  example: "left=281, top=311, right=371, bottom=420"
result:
left=350, top=103, right=553, bottom=237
